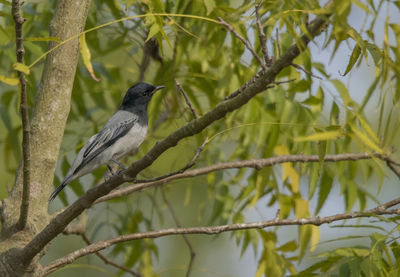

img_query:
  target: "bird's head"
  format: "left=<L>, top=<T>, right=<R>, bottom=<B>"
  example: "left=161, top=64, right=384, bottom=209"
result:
left=120, top=82, right=165, bottom=111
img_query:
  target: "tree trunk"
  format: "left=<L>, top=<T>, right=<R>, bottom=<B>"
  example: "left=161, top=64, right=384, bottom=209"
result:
left=0, top=0, right=90, bottom=275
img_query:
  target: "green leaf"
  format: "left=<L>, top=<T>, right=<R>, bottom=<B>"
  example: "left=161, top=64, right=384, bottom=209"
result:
left=343, top=44, right=361, bottom=76
left=299, top=225, right=312, bottom=262
left=331, top=79, right=352, bottom=106
left=294, top=130, right=343, bottom=142
left=315, top=171, right=333, bottom=214
left=0, top=75, right=19, bottom=86
left=203, top=0, right=216, bottom=15
left=12, top=62, right=30, bottom=74
left=79, top=33, right=100, bottom=81
left=277, top=240, right=298, bottom=252
left=366, top=43, right=381, bottom=65
left=146, top=22, right=160, bottom=42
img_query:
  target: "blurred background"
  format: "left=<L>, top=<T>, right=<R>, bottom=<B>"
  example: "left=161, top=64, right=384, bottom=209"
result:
left=1, top=0, right=400, bottom=276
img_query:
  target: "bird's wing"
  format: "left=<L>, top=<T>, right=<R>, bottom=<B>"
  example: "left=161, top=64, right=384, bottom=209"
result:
left=73, top=117, right=137, bottom=174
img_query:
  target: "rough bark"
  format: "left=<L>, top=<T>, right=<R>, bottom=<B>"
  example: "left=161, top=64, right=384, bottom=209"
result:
left=0, top=0, right=91, bottom=275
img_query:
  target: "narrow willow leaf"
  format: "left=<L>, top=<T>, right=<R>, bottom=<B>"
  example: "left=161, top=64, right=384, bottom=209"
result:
left=310, top=225, right=320, bottom=252
left=343, top=44, right=361, bottom=76
left=146, top=23, right=160, bottom=42
left=355, top=114, right=379, bottom=143
left=308, top=163, right=319, bottom=199
left=318, top=140, right=327, bottom=170
left=203, top=0, right=215, bottom=15
left=349, top=123, right=383, bottom=153
left=366, top=43, right=382, bottom=65
left=331, top=79, right=352, bottom=106
left=294, top=130, right=343, bottom=142
left=12, top=62, right=30, bottom=74
left=79, top=33, right=100, bottom=82
left=331, top=224, right=386, bottom=231
left=351, top=0, right=371, bottom=13
left=315, top=171, right=333, bottom=214
left=277, top=240, right=298, bottom=252
left=295, top=198, right=309, bottom=218
left=299, top=225, right=312, bottom=262
left=255, top=260, right=267, bottom=277
left=274, top=145, right=299, bottom=192
left=360, top=72, right=381, bottom=110
left=0, top=75, right=19, bottom=86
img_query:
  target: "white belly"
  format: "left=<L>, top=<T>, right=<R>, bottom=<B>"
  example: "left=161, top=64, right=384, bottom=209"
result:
left=104, top=123, right=148, bottom=162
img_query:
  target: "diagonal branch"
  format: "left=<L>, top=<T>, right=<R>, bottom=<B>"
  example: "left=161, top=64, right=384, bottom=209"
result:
left=175, top=79, right=199, bottom=119
left=16, top=8, right=333, bottom=267
left=218, top=16, right=267, bottom=71
left=80, top=233, right=142, bottom=277
left=291, top=63, right=322, bottom=79
left=62, top=214, right=142, bottom=277
left=42, top=197, right=400, bottom=275
left=386, top=160, right=400, bottom=179
left=12, top=0, right=31, bottom=232
left=95, top=152, right=388, bottom=204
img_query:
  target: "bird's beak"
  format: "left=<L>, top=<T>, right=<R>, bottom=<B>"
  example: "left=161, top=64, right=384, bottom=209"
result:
left=152, top=85, right=165, bottom=94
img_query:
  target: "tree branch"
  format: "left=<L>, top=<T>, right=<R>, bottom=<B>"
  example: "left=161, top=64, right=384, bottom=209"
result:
left=175, top=79, right=199, bottom=119
left=386, top=160, right=400, bottom=179
left=95, top=152, right=387, bottom=204
left=218, top=16, right=267, bottom=71
left=61, top=214, right=142, bottom=277
left=291, top=63, right=322, bottom=80
left=15, top=8, right=332, bottom=267
left=80, top=233, right=142, bottom=277
left=42, top=197, right=400, bottom=275
left=12, top=0, right=30, bottom=232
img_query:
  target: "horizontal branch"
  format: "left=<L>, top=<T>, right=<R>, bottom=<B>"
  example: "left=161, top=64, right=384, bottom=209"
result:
left=17, top=8, right=333, bottom=266
left=42, top=197, right=400, bottom=275
left=95, top=152, right=385, bottom=204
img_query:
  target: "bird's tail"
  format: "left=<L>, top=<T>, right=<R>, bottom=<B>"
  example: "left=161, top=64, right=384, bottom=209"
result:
left=49, top=181, right=67, bottom=202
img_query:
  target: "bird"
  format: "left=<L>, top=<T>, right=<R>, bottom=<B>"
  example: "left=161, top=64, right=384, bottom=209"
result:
left=49, top=82, right=165, bottom=201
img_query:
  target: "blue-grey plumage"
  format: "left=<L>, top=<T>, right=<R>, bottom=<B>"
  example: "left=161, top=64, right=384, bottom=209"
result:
left=49, top=82, right=165, bottom=201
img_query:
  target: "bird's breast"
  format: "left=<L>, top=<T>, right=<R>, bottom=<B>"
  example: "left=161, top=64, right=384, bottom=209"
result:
left=111, top=122, right=148, bottom=161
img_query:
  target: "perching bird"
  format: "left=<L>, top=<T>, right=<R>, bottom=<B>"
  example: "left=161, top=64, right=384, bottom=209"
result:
left=49, top=82, right=165, bottom=201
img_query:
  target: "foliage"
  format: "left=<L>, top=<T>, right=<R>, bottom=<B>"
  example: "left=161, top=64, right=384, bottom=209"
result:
left=0, top=0, right=400, bottom=276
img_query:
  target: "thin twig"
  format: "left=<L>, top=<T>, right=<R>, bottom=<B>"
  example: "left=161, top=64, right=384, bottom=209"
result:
left=255, top=2, right=272, bottom=66
left=12, top=0, right=30, bottom=231
left=62, top=214, right=142, bottom=277
left=175, top=79, right=199, bottom=119
left=386, top=161, right=400, bottom=179
left=135, top=137, right=209, bottom=184
left=81, top=233, right=142, bottom=277
left=161, top=188, right=195, bottom=277
left=218, top=16, right=267, bottom=71
left=291, top=63, right=322, bottom=79
left=274, top=209, right=280, bottom=220
left=96, top=152, right=391, bottom=204
left=42, top=197, right=400, bottom=276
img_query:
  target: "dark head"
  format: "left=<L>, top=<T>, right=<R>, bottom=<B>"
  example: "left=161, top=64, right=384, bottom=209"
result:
left=120, top=82, right=165, bottom=111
